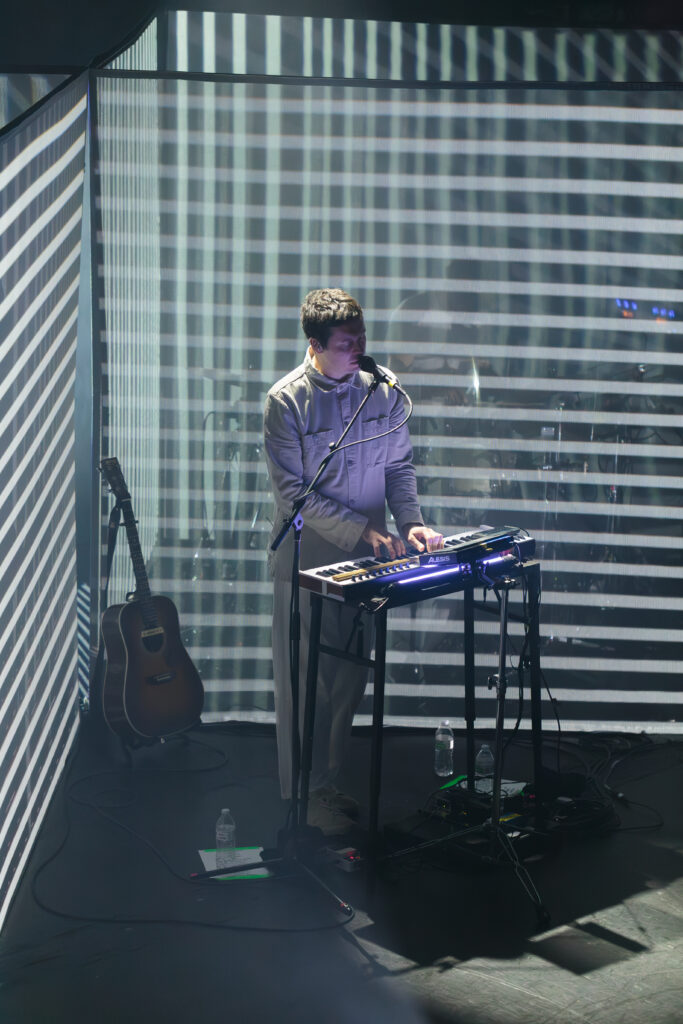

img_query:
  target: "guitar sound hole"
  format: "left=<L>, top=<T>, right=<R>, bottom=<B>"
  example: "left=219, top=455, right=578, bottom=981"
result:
left=143, top=633, right=164, bottom=653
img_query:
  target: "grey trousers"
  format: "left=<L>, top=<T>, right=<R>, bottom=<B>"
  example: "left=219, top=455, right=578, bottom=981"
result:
left=272, top=579, right=374, bottom=800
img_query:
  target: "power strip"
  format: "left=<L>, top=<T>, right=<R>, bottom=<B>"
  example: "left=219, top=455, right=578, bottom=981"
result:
left=324, top=846, right=363, bottom=872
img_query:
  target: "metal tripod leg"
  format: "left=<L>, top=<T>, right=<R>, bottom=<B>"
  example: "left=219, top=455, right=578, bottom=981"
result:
left=485, top=578, right=550, bottom=928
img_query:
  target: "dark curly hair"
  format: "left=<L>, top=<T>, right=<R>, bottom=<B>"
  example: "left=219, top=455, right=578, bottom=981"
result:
left=300, top=288, right=363, bottom=348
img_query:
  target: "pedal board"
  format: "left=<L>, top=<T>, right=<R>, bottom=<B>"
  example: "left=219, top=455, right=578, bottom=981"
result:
left=383, top=784, right=557, bottom=867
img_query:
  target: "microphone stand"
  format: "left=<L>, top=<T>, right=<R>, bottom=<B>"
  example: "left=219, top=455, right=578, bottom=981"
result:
left=192, top=368, right=404, bottom=914
left=272, top=374, right=382, bottom=841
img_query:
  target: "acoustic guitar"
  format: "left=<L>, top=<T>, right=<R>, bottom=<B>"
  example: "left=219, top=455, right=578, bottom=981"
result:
left=99, top=457, right=204, bottom=743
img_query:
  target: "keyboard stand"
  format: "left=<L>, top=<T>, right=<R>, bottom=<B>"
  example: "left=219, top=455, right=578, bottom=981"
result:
left=299, top=558, right=545, bottom=903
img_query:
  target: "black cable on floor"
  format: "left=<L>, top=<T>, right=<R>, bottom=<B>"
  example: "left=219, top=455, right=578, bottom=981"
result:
left=28, top=727, right=354, bottom=935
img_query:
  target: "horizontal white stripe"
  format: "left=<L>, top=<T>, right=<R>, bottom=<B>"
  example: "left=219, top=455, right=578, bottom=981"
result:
left=120, top=482, right=682, bottom=524
left=106, top=424, right=681, bottom=465
left=374, top=682, right=683, bottom=701
left=418, top=403, right=677, bottom=428
left=102, top=390, right=678, bottom=431
left=408, top=373, right=681, bottom=399
left=151, top=582, right=683, bottom=612
left=201, top=679, right=273, bottom=693
left=201, top=710, right=275, bottom=725
left=98, top=90, right=683, bottom=127
left=418, top=465, right=683, bottom=490
left=95, top=129, right=683, bottom=163
left=148, top=332, right=683, bottom=374
left=198, top=712, right=683, bottom=734
left=156, top=234, right=683, bottom=272
left=421, top=493, right=682, bottom=520
left=169, top=645, right=682, bottom=675
left=384, top=339, right=683, bottom=365
left=540, top=559, right=682, bottom=579
left=101, top=196, right=683, bottom=238
left=501, top=656, right=681, bottom=674
left=104, top=265, right=683, bottom=315
left=411, top=435, right=683, bottom=461
left=104, top=295, right=683, bottom=337
left=184, top=461, right=683, bottom=500
left=539, top=592, right=683, bottom=610
left=182, top=613, right=271, bottom=628
left=537, top=530, right=683, bottom=551
left=180, top=610, right=679, bottom=643
left=417, top=308, right=681, bottom=335
left=95, top=164, right=683, bottom=202
left=352, top=716, right=683, bottom=733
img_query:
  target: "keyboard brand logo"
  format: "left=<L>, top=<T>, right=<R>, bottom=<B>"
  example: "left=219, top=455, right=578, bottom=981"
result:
left=424, top=553, right=457, bottom=565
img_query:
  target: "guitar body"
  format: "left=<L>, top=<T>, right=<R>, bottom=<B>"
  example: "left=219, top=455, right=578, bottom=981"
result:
left=101, top=594, right=204, bottom=743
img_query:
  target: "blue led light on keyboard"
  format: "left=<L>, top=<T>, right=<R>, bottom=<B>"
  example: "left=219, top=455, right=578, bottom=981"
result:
left=481, top=554, right=507, bottom=566
left=397, top=551, right=510, bottom=586
left=397, top=564, right=463, bottom=585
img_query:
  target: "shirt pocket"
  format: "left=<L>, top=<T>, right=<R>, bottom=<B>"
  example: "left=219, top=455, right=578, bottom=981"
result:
left=360, top=414, right=389, bottom=464
left=302, top=427, right=335, bottom=478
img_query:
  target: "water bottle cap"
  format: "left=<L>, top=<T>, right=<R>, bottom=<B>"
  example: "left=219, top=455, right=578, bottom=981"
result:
left=441, top=720, right=450, bottom=726
left=221, top=808, right=230, bottom=814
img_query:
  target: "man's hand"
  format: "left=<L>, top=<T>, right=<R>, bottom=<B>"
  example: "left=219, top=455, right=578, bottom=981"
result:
left=361, top=524, right=406, bottom=560
left=406, top=525, right=444, bottom=553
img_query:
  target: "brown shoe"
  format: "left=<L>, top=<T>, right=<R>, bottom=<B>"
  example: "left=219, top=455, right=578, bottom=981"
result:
left=313, top=785, right=360, bottom=819
left=306, top=795, right=355, bottom=836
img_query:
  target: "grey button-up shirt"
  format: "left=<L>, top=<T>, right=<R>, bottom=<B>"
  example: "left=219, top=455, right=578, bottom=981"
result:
left=264, top=352, right=424, bottom=579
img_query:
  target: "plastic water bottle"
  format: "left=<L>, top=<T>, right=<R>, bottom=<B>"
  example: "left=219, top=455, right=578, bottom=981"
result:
left=434, top=721, right=454, bottom=777
left=215, top=808, right=236, bottom=868
left=475, top=743, right=495, bottom=779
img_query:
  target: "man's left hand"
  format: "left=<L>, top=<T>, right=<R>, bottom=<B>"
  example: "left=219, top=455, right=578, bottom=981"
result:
left=406, top=525, right=444, bottom=553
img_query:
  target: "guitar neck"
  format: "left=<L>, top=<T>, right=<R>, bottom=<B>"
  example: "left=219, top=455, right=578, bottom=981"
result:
left=119, top=499, right=154, bottom=609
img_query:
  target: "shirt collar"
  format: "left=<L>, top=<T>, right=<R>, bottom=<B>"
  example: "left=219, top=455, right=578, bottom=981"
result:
left=303, top=350, right=364, bottom=391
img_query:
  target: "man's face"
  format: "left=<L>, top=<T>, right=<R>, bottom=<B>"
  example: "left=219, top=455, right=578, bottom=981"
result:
left=310, top=318, right=366, bottom=381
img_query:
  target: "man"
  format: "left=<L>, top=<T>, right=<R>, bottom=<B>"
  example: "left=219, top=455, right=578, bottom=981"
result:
left=264, top=288, right=442, bottom=834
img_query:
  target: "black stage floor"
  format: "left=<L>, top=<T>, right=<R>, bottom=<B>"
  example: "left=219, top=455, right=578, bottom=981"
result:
left=1, top=720, right=682, bottom=1024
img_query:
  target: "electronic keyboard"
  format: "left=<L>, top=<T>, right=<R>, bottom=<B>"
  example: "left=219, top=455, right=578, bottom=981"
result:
left=299, top=525, right=535, bottom=603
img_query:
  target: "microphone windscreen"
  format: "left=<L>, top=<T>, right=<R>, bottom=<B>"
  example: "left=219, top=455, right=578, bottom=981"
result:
left=358, top=354, right=378, bottom=374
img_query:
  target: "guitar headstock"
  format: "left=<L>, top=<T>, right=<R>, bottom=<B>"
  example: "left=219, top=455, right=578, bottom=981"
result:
left=99, top=457, right=131, bottom=502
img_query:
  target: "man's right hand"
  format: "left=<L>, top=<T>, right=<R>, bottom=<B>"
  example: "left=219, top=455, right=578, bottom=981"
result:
left=361, top=524, right=406, bottom=560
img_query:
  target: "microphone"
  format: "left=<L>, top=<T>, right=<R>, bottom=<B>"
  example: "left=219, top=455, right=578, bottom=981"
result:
left=358, top=354, right=403, bottom=391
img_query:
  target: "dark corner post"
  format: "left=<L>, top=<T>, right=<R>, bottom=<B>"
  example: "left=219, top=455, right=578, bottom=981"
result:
left=87, top=67, right=107, bottom=716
